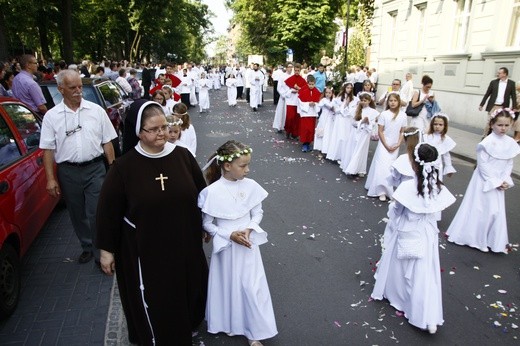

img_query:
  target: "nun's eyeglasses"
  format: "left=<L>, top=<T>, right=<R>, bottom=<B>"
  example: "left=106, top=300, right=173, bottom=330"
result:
left=141, top=125, right=169, bottom=134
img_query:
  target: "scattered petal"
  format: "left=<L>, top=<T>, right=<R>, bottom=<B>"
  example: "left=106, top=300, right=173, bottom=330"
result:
left=476, top=294, right=481, bottom=299
left=351, top=300, right=362, bottom=307
left=493, top=275, right=502, bottom=279
left=473, top=266, right=480, bottom=270
left=287, top=232, right=294, bottom=235
left=355, top=270, right=361, bottom=275
left=512, top=323, right=518, bottom=329
left=449, top=271, right=456, bottom=275
left=334, top=321, right=341, bottom=328
left=395, top=311, right=404, bottom=317
left=494, top=321, right=502, bottom=327
left=498, top=289, right=507, bottom=294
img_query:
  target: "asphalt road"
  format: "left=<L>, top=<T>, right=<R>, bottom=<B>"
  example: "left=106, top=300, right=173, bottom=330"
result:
left=191, top=88, right=519, bottom=345
left=1, top=87, right=517, bottom=346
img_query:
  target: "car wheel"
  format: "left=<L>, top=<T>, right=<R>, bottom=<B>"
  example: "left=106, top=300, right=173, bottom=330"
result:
left=0, top=243, right=20, bottom=319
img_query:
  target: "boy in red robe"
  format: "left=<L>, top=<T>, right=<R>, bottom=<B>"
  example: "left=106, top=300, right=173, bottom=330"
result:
left=282, top=63, right=307, bottom=139
left=297, top=75, right=321, bottom=152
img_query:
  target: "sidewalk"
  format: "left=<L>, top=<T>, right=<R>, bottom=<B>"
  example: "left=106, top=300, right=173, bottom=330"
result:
left=449, top=122, right=520, bottom=179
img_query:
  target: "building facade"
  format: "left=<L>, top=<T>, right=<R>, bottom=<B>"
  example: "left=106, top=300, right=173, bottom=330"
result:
left=370, top=0, right=520, bottom=128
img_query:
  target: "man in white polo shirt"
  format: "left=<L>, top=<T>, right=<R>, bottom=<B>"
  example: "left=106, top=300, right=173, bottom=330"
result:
left=40, top=70, right=117, bottom=266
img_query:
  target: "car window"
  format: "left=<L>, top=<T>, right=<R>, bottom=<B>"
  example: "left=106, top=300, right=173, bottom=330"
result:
left=0, top=115, right=22, bottom=168
left=82, top=86, right=97, bottom=104
left=41, top=84, right=62, bottom=107
left=3, top=104, right=42, bottom=151
left=97, top=82, right=123, bottom=108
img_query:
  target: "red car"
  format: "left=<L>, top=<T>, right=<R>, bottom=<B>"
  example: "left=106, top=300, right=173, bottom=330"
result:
left=0, top=97, right=59, bottom=319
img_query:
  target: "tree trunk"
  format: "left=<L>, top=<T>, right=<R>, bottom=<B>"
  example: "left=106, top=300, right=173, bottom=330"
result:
left=0, top=10, right=9, bottom=62
left=61, top=0, right=73, bottom=63
left=37, top=14, right=52, bottom=60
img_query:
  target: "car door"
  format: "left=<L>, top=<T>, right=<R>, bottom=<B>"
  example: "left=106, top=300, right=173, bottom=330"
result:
left=0, top=103, right=54, bottom=256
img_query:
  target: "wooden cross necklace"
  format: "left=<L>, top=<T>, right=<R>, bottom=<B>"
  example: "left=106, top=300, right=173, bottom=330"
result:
left=155, top=173, right=168, bottom=191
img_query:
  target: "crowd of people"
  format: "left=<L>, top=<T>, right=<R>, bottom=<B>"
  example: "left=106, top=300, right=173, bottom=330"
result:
left=270, top=61, right=519, bottom=335
left=1, top=52, right=519, bottom=344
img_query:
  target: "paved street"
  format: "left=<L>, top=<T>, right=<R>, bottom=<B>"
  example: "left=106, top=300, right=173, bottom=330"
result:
left=1, top=87, right=519, bottom=345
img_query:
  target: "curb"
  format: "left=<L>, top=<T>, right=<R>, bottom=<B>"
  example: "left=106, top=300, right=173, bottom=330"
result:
left=451, top=151, right=520, bottom=181
left=104, top=276, right=130, bottom=345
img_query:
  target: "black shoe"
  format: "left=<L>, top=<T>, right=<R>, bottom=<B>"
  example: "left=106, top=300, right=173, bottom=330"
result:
left=78, top=251, right=93, bottom=264
left=253, top=107, right=257, bottom=112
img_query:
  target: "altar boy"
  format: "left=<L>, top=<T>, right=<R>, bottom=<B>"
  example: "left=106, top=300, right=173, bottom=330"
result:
left=297, top=75, right=321, bottom=152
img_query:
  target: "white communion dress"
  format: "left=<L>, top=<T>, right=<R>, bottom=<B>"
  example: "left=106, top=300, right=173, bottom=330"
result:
left=198, top=177, right=278, bottom=341
left=371, top=179, right=455, bottom=330
left=446, top=132, right=520, bottom=253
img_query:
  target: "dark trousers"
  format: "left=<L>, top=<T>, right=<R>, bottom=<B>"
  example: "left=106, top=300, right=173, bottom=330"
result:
left=181, top=93, right=191, bottom=107
left=245, top=87, right=250, bottom=103
left=273, top=81, right=279, bottom=104
left=237, top=86, right=244, bottom=99
left=353, top=82, right=363, bottom=96
left=142, top=85, right=151, bottom=100
left=57, top=160, right=106, bottom=258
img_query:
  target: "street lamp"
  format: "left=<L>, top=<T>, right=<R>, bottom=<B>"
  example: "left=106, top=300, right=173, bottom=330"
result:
left=344, top=0, right=351, bottom=77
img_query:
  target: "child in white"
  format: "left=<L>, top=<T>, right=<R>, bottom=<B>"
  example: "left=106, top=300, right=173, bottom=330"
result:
left=326, top=82, right=357, bottom=161
left=389, top=127, right=421, bottom=188
left=340, top=92, right=379, bottom=176
left=424, top=113, right=456, bottom=178
left=383, top=127, right=421, bottom=248
left=197, top=72, right=211, bottom=113
left=313, top=87, right=335, bottom=153
left=173, top=103, right=197, bottom=157
left=365, top=92, right=407, bottom=201
left=447, top=109, right=520, bottom=253
left=226, top=74, right=238, bottom=106
left=199, top=140, right=277, bottom=346
left=372, top=143, right=456, bottom=334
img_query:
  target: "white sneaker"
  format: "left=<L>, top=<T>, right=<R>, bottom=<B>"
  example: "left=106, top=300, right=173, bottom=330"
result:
left=427, top=325, right=437, bottom=334
left=379, top=195, right=387, bottom=202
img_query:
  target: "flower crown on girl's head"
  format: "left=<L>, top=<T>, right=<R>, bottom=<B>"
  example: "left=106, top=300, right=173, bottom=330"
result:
left=216, top=147, right=253, bottom=163
left=432, top=112, right=450, bottom=121
left=357, top=91, right=373, bottom=100
left=403, top=128, right=421, bottom=137
left=168, top=118, right=183, bottom=127
left=490, top=108, right=516, bottom=120
left=387, top=91, right=400, bottom=97
left=201, top=147, right=253, bottom=172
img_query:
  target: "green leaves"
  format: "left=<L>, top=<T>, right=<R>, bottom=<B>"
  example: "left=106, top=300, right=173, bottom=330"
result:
left=0, top=0, right=212, bottom=63
left=230, top=0, right=342, bottom=63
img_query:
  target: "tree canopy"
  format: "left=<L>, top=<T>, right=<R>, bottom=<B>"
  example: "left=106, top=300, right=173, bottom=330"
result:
left=226, top=0, right=373, bottom=65
left=0, top=0, right=212, bottom=64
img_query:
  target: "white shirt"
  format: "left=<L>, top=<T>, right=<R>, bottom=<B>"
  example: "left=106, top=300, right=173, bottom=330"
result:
left=40, top=100, right=117, bottom=163
left=400, top=80, right=414, bottom=103
left=495, top=79, right=508, bottom=105
left=272, top=68, right=284, bottom=82
left=116, top=76, right=132, bottom=93
left=355, top=71, right=367, bottom=83
left=178, top=124, right=197, bottom=157
left=249, top=70, right=264, bottom=88
left=179, top=75, right=192, bottom=94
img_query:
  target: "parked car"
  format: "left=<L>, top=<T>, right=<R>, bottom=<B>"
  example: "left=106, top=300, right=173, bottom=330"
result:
left=39, top=78, right=132, bottom=156
left=0, top=97, right=59, bottom=319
